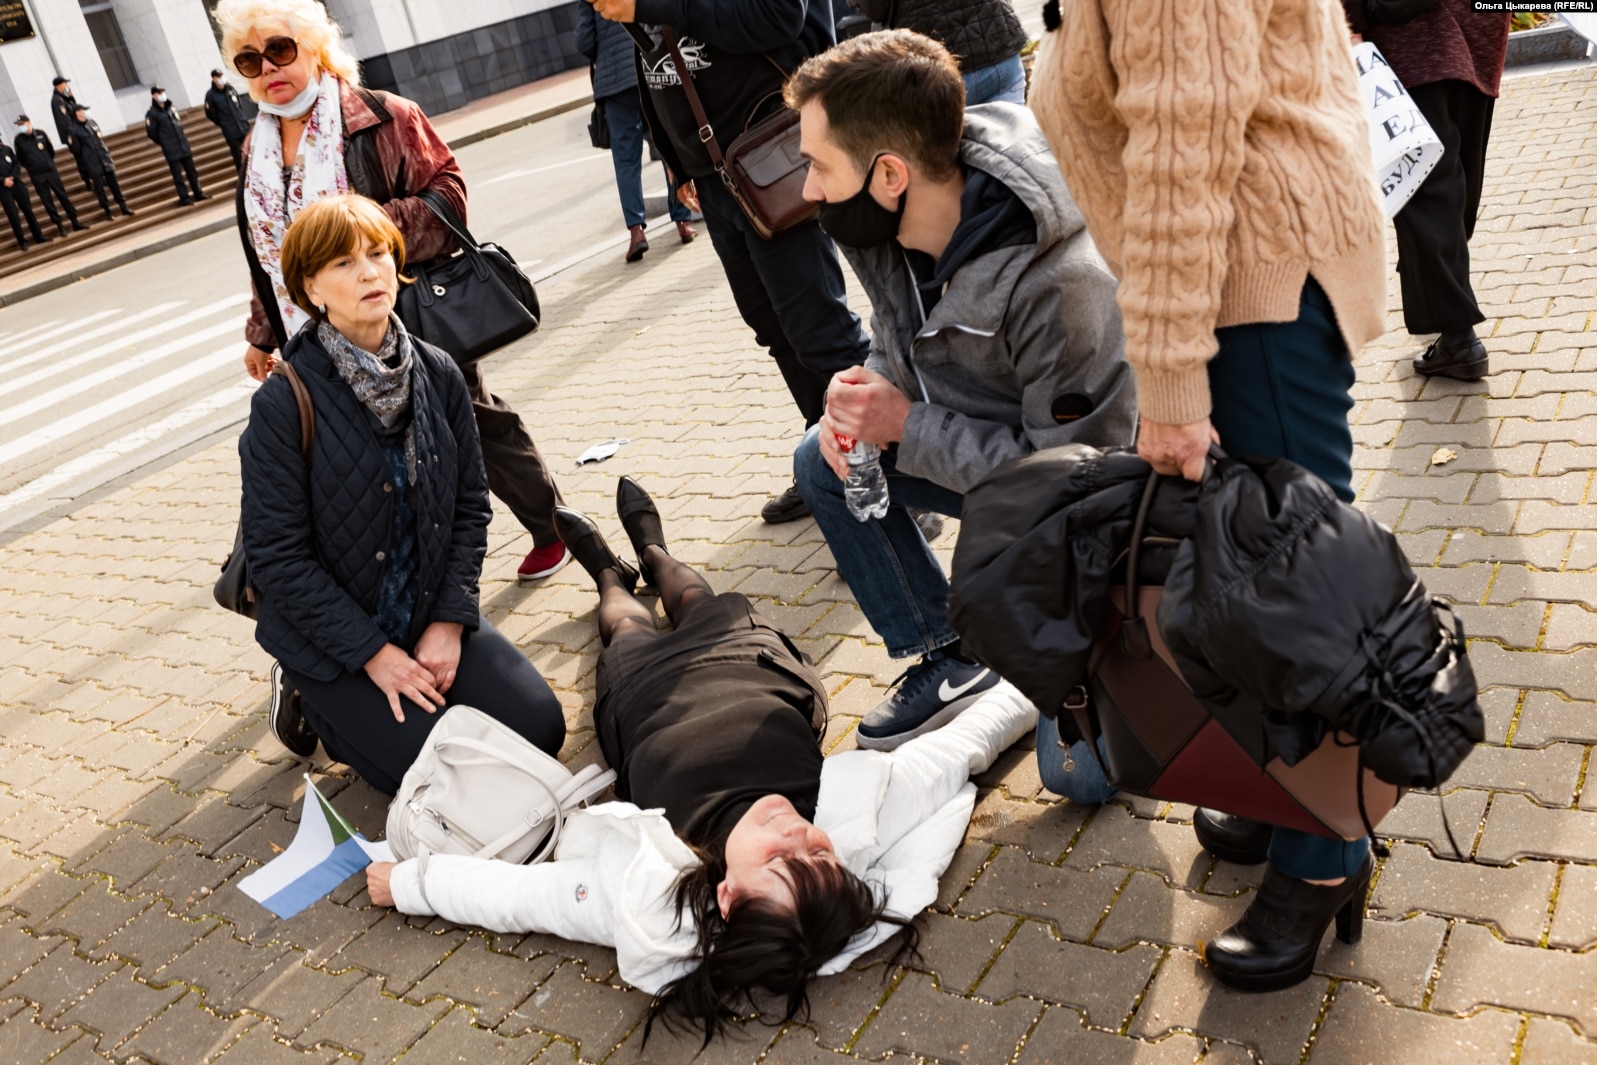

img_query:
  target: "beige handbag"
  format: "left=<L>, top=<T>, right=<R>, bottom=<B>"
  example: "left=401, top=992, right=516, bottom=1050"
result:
left=387, top=705, right=615, bottom=865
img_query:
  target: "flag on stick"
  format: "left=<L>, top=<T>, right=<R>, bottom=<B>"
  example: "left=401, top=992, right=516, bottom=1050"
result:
left=238, top=775, right=396, bottom=919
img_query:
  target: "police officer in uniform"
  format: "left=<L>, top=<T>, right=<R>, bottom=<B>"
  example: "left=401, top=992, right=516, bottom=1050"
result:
left=203, top=69, right=250, bottom=173
left=0, top=139, right=49, bottom=253
left=13, top=115, right=87, bottom=237
left=65, top=104, right=133, bottom=222
left=145, top=87, right=207, bottom=206
left=49, top=76, right=91, bottom=192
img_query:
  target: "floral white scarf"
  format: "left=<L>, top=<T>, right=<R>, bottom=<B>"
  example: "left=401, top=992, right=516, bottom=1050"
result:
left=244, top=70, right=349, bottom=338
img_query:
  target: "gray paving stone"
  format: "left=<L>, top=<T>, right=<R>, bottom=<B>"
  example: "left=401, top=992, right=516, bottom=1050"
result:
left=1062, top=804, right=1212, bottom=889
left=119, top=990, right=254, bottom=1065
left=1377, top=788, right=1491, bottom=854
left=853, top=970, right=1040, bottom=1065
left=406, top=935, right=558, bottom=1027
left=1129, top=953, right=1328, bottom=1065
left=966, top=790, right=1084, bottom=862
left=1094, top=871, right=1251, bottom=952
left=933, top=842, right=996, bottom=912
left=1477, top=793, right=1597, bottom=864
left=329, top=911, right=465, bottom=995
left=958, top=849, right=1124, bottom=941
left=209, top=1022, right=342, bottom=1065
left=1450, top=601, right=1546, bottom=648
left=1545, top=604, right=1597, bottom=651
left=1313, top=914, right=1447, bottom=1008
left=1514, top=690, right=1597, bottom=745
left=763, top=1030, right=888, bottom=1064
left=1307, top=981, right=1520, bottom=1065
left=229, top=950, right=366, bottom=1038
left=1550, top=862, right=1597, bottom=950
left=1442, top=529, right=1572, bottom=567
left=394, top=1006, right=546, bottom=1065
left=294, top=976, right=449, bottom=1060
left=1490, top=564, right=1597, bottom=605
left=975, top=920, right=1159, bottom=1029
left=57, top=963, right=186, bottom=1051
left=1444, top=739, right=1587, bottom=806
left=804, top=963, right=898, bottom=1048
left=906, top=911, right=1015, bottom=995
left=1520, top=1017, right=1597, bottom=1065
left=1016, top=1005, right=1204, bottom=1065
left=1370, top=842, right=1558, bottom=942
left=1432, top=921, right=1597, bottom=1032
left=34, top=879, right=152, bottom=960
left=98, top=901, right=218, bottom=970
left=0, top=1003, right=85, bottom=1065
left=0, top=939, right=120, bottom=1022
left=497, top=962, right=648, bottom=1058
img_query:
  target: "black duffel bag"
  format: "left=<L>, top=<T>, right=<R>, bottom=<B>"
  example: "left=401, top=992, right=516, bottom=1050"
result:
left=396, top=189, right=540, bottom=365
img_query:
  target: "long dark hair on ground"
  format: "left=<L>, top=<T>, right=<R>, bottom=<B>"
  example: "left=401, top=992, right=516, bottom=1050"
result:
left=643, top=837, right=920, bottom=1047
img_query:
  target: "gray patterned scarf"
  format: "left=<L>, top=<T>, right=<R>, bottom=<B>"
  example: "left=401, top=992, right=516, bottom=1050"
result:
left=319, top=314, right=418, bottom=484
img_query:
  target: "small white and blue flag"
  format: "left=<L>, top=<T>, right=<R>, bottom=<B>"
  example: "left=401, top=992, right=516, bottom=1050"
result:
left=238, top=775, right=395, bottom=919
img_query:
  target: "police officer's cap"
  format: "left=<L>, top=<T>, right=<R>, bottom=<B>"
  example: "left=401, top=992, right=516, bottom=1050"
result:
left=51, top=77, right=67, bottom=87
left=212, top=69, right=225, bottom=78
left=14, top=115, right=28, bottom=125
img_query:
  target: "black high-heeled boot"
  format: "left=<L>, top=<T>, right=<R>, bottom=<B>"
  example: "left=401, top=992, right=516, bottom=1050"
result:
left=552, top=507, right=638, bottom=593
left=1202, top=851, right=1373, bottom=992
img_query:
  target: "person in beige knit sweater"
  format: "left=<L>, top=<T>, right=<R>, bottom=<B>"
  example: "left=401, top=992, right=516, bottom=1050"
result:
left=1032, top=0, right=1388, bottom=993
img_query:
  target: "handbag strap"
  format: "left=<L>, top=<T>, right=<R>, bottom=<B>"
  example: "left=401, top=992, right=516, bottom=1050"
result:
left=414, top=188, right=487, bottom=257
left=661, top=28, right=730, bottom=177
left=270, top=360, right=314, bottom=462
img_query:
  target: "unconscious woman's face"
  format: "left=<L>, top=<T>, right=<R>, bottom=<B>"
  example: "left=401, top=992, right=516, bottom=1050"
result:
left=303, top=236, right=399, bottom=336
left=238, top=23, right=320, bottom=106
left=717, top=794, right=837, bottom=919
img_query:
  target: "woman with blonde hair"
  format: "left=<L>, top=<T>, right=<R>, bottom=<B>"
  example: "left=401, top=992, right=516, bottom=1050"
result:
left=239, top=193, right=566, bottom=794
left=215, top=0, right=572, bottom=752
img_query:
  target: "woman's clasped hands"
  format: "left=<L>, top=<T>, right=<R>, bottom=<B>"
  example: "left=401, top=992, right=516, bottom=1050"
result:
left=363, top=621, right=463, bottom=722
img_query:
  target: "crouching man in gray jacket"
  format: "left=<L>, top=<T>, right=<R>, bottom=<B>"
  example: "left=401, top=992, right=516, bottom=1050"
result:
left=790, top=30, right=1135, bottom=751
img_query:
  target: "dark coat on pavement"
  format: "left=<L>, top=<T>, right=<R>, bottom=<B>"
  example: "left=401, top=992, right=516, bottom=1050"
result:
left=144, top=100, right=193, bottom=160
left=13, top=128, right=61, bottom=176
left=239, top=325, right=491, bottom=683
left=576, top=4, right=641, bottom=102
left=851, top=0, right=1026, bottom=72
left=65, top=117, right=115, bottom=179
left=239, top=79, right=467, bottom=351
left=1342, top=0, right=1509, bottom=96
left=205, top=82, right=251, bottom=142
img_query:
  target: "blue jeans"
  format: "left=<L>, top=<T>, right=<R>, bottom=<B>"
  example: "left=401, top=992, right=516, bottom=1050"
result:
left=603, top=92, right=690, bottom=228
left=1036, top=717, right=1117, bottom=804
left=1212, top=278, right=1368, bottom=881
left=794, top=429, right=962, bottom=658
left=962, top=54, right=1026, bottom=106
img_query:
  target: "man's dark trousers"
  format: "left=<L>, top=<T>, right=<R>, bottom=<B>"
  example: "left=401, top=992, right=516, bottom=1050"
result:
left=27, top=170, right=78, bottom=228
left=168, top=155, right=205, bottom=202
left=224, top=137, right=244, bottom=173
left=458, top=363, right=565, bottom=549
left=0, top=182, right=45, bottom=247
left=695, top=177, right=867, bottom=426
left=1392, top=79, right=1494, bottom=335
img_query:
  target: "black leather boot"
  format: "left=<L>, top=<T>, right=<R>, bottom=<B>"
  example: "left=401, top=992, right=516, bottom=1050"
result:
left=1193, top=808, right=1273, bottom=865
left=552, top=507, right=638, bottom=593
left=1202, top=852, right=1373, bottom=992
left=615, top=477, right=666, bottom=586
left=1413, top=328, right=1488, bottom=381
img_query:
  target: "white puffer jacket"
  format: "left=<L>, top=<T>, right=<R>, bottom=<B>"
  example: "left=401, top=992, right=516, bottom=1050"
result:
left=388, top=682, right=1038, bottom=993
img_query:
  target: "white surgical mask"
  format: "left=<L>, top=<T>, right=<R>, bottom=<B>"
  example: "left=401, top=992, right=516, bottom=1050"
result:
left=154, top=93, right=167, bottom=104
left=256, top=76, right=321, bottom=119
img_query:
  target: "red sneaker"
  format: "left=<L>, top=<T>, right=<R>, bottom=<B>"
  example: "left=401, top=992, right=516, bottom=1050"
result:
left=517, top=542, right=570, bottom=581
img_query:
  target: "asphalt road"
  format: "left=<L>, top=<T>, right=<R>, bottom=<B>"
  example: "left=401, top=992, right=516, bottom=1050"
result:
left=0, top=106, right=679, bottom=537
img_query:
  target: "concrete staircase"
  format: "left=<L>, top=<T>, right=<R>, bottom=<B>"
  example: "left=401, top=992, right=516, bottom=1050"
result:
left=0, top=106, right=239, bottom=280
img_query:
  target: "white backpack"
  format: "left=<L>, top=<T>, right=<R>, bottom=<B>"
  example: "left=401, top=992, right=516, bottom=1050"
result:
left=386, top=705, right=615, bottom=866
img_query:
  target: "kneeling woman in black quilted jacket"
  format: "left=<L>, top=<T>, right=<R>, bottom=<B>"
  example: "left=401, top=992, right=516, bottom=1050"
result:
left=238, top=194, right=565, bottom=793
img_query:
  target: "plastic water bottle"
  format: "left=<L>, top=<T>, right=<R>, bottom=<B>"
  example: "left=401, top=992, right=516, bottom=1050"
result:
left=838, top=435, right=889, bottom=521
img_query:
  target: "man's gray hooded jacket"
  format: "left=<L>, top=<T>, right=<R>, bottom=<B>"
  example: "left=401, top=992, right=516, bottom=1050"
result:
left=845, top=103, right=1135, bottom=494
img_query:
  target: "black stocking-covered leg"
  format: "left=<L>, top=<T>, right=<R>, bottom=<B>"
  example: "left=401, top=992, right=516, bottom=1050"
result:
left=643, top=545, right=715, bottom=626
left=597, top=568, right=656, bottom=647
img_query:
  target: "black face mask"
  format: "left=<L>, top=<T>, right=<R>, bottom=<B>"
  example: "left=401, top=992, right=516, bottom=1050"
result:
left=817, top=155, right=906, bottom=249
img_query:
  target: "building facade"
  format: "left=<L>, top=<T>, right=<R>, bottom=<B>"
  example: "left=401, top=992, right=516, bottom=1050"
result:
left=0, top=0, right=585, bottom=138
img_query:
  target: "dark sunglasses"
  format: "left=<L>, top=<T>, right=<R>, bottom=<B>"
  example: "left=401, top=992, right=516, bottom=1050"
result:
left=233, top=36, right=299, bottom=78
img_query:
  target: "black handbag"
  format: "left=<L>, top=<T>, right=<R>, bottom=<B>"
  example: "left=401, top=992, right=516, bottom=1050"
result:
left=587, top=66, right=610, bottom=149
left=396, top=189, right=541, bottom=365
left=214, top=361, right=314, bottom=618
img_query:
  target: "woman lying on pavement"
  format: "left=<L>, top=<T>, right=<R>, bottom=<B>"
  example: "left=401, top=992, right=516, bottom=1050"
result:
left=365, top=477, right=1037, bottom=1041
left=239, top=194, right=565, bottom=793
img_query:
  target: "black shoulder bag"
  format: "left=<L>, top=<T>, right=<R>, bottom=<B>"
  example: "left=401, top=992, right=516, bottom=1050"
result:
left=215, top=361, right=314, bottom=618
left=396, top=189, right=541, bottom=365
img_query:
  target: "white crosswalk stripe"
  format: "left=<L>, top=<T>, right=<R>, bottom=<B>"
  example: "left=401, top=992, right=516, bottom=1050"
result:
left=0, top=295, right=260, bottom=532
